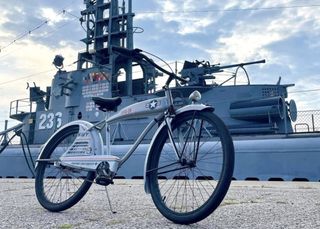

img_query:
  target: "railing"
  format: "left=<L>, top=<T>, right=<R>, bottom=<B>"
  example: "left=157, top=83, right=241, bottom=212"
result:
left=293, top=110, right=320, bottom=133
left=9, top=98, right=35, bottom=118
left=0, top=121, right=23, bottom=145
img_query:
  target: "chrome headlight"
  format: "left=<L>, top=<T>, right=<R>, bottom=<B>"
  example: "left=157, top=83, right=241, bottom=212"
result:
left=189, top=90, right=202, bottom=102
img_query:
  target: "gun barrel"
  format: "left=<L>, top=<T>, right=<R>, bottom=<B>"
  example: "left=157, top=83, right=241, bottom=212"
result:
left=241, top=59, right=266, bottom=66
left=219, top=59, right=266, bottom=70
left=180, top=59, right=266, bottom=78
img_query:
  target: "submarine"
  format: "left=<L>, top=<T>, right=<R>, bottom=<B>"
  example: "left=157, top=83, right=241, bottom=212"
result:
left=0, top=0, right=319, bottom=182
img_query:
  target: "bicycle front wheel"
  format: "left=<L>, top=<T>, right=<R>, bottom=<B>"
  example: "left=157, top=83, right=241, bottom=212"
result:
left=35, top=125, right=95, bottom=212
left=148, top=111, right=234, bottom=224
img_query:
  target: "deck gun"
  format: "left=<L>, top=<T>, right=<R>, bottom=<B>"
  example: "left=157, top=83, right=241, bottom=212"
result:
left=180, top=59, right=266, bottom=86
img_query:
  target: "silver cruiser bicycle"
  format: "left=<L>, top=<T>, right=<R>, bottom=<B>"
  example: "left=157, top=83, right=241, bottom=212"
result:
left=35, top=47, right=234, bottom=224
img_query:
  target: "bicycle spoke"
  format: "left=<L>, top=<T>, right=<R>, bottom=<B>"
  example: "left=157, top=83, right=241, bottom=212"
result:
left=35, top=125, right=95, bottom=210
left=43, top=168, right=86, bottom=203
left=150, top=111, right=234, bottom=223
left=147, top=161, right=180, bottom=174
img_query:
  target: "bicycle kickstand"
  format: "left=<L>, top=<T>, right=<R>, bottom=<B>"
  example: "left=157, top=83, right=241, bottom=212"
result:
left=104, top=186, right=117, bottom=214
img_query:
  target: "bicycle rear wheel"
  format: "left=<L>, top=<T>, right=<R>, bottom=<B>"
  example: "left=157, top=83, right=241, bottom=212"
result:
left=148, top=111, right=234, bottom=224
left=35, top=125, right=95, bottom=212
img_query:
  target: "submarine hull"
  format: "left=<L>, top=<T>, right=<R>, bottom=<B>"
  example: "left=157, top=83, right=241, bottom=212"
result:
left=1, top=134, right=319, bottom=181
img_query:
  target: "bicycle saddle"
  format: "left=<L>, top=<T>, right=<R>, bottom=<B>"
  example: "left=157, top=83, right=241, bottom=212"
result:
left=92, top=97, right=122, bottom=112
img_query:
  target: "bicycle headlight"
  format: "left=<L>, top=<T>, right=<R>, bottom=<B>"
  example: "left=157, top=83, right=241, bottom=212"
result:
left=189, top=90, right=202, bottom=102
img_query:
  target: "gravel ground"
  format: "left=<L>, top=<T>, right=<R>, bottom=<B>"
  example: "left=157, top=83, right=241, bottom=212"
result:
left=0, top=179, right=319, bottom=229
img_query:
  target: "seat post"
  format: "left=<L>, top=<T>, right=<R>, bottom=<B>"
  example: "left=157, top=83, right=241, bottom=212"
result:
left=105, top=111, right=112, bottom=156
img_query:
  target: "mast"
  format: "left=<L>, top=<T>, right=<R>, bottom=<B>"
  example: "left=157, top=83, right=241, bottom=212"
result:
left=126, top=0, right=133, bottom=96
left=78, top=0, right=134, bottom=96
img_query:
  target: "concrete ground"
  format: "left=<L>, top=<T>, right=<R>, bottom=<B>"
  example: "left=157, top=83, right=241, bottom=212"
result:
left=0, top=179, right=319, bottom=229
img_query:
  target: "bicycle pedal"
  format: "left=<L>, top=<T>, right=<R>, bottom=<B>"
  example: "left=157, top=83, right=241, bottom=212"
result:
left=96, top=175, right=114, bottom=186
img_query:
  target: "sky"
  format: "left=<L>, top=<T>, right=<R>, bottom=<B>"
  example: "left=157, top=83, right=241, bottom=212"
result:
left=0, top=0, right=320, bottom=129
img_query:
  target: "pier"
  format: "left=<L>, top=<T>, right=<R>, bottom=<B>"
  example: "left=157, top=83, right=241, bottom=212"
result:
left=0, top=179, right=319, bottom=228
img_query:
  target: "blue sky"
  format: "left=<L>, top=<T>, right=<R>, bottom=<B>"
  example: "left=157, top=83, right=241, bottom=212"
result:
left=1, top=0, right=320, bottom=129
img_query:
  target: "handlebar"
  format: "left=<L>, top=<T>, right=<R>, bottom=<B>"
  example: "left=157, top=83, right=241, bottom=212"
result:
left=112, top=46, right=189, bottom=86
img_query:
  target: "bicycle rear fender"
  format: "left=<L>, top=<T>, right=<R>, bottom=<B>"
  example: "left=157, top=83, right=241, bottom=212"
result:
left=144, top=104, right=214, bottom=193
left=35, top=120, right=103, bottom=169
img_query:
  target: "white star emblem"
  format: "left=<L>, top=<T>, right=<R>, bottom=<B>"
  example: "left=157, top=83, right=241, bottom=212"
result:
left=149, top=100, right=158, bottom=109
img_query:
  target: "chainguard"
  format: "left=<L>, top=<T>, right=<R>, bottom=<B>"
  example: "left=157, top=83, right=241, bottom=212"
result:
left=59, top=155, right=120, bottom=173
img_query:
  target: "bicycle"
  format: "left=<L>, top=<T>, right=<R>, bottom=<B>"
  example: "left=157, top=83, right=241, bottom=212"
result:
left=35, top=47, right=235, bottom=224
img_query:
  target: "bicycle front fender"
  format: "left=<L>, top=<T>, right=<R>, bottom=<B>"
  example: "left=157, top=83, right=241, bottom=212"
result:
left=144, top=104, right=214, bottom=193
left=35, top=120, right=104, bottom=169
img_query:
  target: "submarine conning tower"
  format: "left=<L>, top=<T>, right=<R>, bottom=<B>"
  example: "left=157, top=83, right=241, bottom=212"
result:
left=9, top=0, right=161, bottom=144
left=77, top=0, right=159, bottom=97
left=78, top=0, right=135, bottom=96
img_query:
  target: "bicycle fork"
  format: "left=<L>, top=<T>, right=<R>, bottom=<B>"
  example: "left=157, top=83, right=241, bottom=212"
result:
left=164, top=111, right=200, bottom=164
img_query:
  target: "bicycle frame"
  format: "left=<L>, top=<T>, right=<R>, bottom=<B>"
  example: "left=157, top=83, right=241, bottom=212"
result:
left=104, top=96, right=170, bottom=167
left=36, top=85, right=213, bottom=178
left=36, top=88, right=172, bottom=171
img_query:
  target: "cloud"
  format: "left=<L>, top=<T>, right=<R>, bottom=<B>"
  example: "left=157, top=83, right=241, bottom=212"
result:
left=1, top=0, right=320, bottom=129
left=137, top=0, right=320, bottom=68
left=147, top=0, right=223, bottom=35
left=0, top=10, right=10, bottom=26
left=288, top=74, right=320, bottom=109
left=0, top=37, right=78, bottom=127
left=135, top=12, right=155, bottom=21
left=9, top=40, right=76, bottom=71
left=40, top=7, right=66, bottom=26
left=0, top=10, right=18, bottom=45
left=208, top=2, right=320, bottom=65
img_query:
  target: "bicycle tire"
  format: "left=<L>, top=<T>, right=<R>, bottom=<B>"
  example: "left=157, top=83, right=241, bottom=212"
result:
left=148, top=111, right=234, bottom=224
left=35, top=125, right=95, bottom=212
